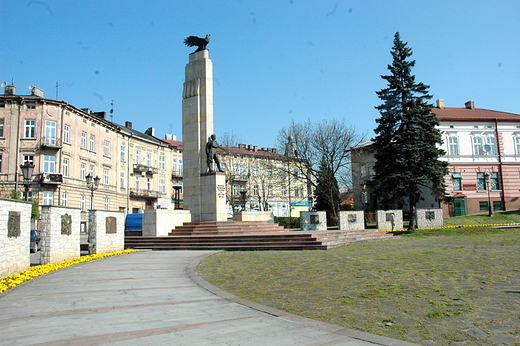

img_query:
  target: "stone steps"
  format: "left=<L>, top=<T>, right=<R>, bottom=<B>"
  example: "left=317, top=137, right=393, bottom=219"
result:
left=169, top=221, right=286, bottom=235
left=124, top=229, right=394, bottom=251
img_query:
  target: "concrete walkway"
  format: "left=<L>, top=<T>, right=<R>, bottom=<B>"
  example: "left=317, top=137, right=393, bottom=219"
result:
left=0, top=251, right=417, bottom=346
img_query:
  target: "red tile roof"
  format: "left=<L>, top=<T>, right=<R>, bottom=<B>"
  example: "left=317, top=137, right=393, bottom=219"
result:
left=433, top=107, right=520, bottom=122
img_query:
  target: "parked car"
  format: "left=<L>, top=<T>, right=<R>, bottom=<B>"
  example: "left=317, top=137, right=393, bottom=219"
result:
left=30, top=230, right=41, bottom=253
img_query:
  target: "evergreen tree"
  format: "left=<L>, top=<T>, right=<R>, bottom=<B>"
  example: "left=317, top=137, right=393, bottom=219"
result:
left=315, top=158, right=340, bottom=223
left=373, top=32, right=448, bottom=231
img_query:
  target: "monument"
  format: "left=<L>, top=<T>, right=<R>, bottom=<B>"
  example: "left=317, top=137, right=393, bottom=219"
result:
left=182, top=35, right=227, bottom=222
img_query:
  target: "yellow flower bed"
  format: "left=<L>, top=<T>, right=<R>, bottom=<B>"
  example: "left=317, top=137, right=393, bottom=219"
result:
left=0, top=250, right=138, bottom=295
left=379, top=223, right=520, bottom=232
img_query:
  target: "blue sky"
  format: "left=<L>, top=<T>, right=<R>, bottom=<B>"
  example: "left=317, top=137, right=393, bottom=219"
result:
left=2, top=1, right=519, bottom=148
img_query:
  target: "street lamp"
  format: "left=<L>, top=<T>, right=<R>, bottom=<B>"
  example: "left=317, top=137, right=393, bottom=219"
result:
left=484, top=173, right=493, bottom=217
left=85, top=173, right=100, bottom=210
left=20, top=162, right=34, bottom=201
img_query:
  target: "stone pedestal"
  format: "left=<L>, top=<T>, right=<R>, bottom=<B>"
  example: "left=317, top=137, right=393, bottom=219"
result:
left=200, top=172, right=227, bottom=221
left=143, top=209, right=192, bottom=236
left=339, top=210, right=365, bottom=230
left=416, top=208, right=443, bottom=229
left=300, top=211, right=327, bottom=231
left=233, top=211, right=274, bottom=223
left=376, top=210, right=403, bottom=231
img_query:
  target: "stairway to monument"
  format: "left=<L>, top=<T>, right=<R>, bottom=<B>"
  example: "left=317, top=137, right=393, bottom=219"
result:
left=169, top=221, right=287, bottom=235
left=124, top=227, right=394, bottom=251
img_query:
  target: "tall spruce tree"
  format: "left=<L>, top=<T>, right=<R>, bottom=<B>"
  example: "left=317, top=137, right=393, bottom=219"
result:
left=373, top=32, right=448, bottom=231
left=315, top=157, right=340, bottom=223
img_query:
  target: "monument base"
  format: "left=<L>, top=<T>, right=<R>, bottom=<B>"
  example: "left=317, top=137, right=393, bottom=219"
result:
left=200, top=172, right=227, bottom=222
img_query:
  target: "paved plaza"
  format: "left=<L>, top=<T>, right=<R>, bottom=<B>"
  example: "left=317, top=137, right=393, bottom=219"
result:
left=0, top=250, right=415, bottom=346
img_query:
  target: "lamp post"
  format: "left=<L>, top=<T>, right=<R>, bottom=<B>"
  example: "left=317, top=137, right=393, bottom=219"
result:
left=20, top=162, right=34, bottom=201
left=484, top=173, right=493, bottom=217
left=85, top=173, right=100, bottom=210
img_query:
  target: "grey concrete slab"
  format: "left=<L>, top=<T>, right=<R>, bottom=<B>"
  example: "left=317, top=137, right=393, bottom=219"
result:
left=0, top=251, right=417, bottom=346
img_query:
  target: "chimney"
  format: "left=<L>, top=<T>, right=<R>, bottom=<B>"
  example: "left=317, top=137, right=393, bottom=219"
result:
left=144, top=127, right=155, bottom=136
left=164, top=134, right=177, bottom=140
left=238, top=144, right=246, bottom=149
left=465, top=100, right=475, bottom=109
left=3, top=84, right=16, bottom=95
left=125, top=121, right=132, bottom=128
left=253, top=146, right=258, bottom=151
left=30, top=86, right=44, bottom=97
left=436, top=99, right=445, bottom=108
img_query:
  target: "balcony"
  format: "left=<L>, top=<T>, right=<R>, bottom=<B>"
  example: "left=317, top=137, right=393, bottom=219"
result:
left=171, top=170, right=182, bottom=179
left=40, top=173, right=63, bottom=185
left=133, top=164, right=158, bottom=174
left=129, top=189, right=160, bottom=199
left=41, top=137, right=63, bottom=150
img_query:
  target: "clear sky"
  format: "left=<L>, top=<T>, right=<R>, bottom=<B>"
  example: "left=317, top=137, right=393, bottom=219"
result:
left=2, top=1, right=519, bottom=148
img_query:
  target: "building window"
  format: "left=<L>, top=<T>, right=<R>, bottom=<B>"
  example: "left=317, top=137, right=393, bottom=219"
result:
left=120, top=145, right=126, bottom=162
left=233, top=163, right=239, bottom=175
left=281, top=186, right=286, bottom=196
left=43, top=155, right=56, bottom=173
left=61, top=192, right=68, bottom=207
left=89, top=165, right=94, bottom=177
left=515, top=135, right=520, bottom=155
left=63, top=158, right=69, bottom=177
left=90, top=134, right=95, bottom=151
left=479, top=201, right=489, bottom=211
left=0, top=154, right=2, bottom=172
left=252, top=165, right=259, bottom=177
left=103, top=168, right=110, bottom=185
left=80, top=195, right=86, bottom=211
left=81, top=131, right=87, bottom=149
left=63, top=125, right=70, bottom=144
left=135, top=150, right=141, bottom=164
left=485, top=135, right=497, bottom=154
left=146, top=177, right=152, bottom=190
left=104, top=198, right=110, bottom=211
left=253, top=185, right=259, bottom=196
left=23, top=155, right=34, bottom=165
left=120, top=173, right=126, bottom=189
left=452, top=173, right=462, bottom=191
left=490, top=172, right=500, bottom=190
left=103, top=140, right=111, bottom=157
left=477, top=173, right=486, bottom=190
left=43, top=191, right=54, bottom=205
left=146, top=153, right=152, bottom=167
left=493, top=201, right=503, bottom=211
left=268, top=185, right=273, bottom=196
left=80, top=163, right=86, bottom=180
left=25, top=120, right=36, bottom=138
left=159, top=156, right=165, bottom=170
left=44, top=120, right=57, bottom=145
left=448, top=135, right=459, bottom=155
left=135, top=175, right=140, bottom=190
left=0, top=118, right=4, bottom=137
left=159, top=179, right=166, bottom=193
left=233, top=184, right=239, bottom=196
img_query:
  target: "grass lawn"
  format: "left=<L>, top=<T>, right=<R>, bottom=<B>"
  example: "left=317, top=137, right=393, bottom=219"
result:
left=197, top=213, right=520, bottom=345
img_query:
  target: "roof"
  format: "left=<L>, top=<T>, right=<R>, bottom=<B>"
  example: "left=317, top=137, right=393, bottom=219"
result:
left=162, top=139, right=183, bottom=148
left=433, top=107, right=520, bottom=122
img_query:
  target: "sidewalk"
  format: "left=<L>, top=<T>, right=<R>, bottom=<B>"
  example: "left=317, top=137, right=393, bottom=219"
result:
left=0, top=251, right=417, bottom=346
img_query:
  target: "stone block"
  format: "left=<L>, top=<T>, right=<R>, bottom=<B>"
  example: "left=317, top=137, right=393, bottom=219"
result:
left=143, top=209, right=191, bottom=236
left=339, top=210, right=365, bottom=230
left=416, top=208, right=443, bottom=229
left=376, top=210, right=403, bottom=231
left=300, top=211, right=327, bottom=231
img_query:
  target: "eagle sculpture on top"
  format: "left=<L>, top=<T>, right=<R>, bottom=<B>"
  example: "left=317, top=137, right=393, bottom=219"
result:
left=184, top=34, right=211, bottom=52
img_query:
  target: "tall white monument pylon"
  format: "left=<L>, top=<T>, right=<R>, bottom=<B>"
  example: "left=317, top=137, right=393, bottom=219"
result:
left=182, top=49, right=227, bottom=222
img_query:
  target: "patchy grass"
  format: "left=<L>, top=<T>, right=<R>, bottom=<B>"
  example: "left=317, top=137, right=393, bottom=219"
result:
left=198, top=227, right=520, bottom=345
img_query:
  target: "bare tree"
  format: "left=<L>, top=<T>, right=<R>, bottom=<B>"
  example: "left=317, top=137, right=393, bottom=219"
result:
left=277, top=119, right=365, bottom=191
left=219, top=131, right=243, bottom=147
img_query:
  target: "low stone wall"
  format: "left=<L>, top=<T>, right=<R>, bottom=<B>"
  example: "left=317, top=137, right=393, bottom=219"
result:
left=416, top=208, right=443, bottom=229
left=40, top=206, right=81, bottom=264
left=339, top=210, right=365, bottom=230
left=300, top=211, right=327, bottom=231
left=89, top=210, right=124, bottom=254
left=143, top=209, right=191, bottom=236
left=233, top=211, right=274, bottom=223
left=377, top=210, right=403, bottom=231
left=0, top=198, right=32, bottom=278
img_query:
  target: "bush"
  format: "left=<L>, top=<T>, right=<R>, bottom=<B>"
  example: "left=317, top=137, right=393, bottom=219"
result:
left=274, top=217, right=300, bottom=229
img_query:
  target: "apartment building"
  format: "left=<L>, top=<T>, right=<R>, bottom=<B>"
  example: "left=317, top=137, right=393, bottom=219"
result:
left=0, top=84, right=182, bottom=231
left=351, top=100, right=520, bottom=217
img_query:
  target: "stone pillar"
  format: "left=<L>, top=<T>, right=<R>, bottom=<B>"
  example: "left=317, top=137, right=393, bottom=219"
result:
left=376, top=210, right=403, bottom=231
left=0, top=199, right=31, bottom=278
left=40, top=206, right=81, bottom=264
left=88, top=210, right=124, bottom=254
left=300, top=211, right=327, bottom=231
left=416, top=208, right=443, bottom=229
left=339, top=210, right=365, bottom=230
left=182, top=49, right=226, bottom=222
